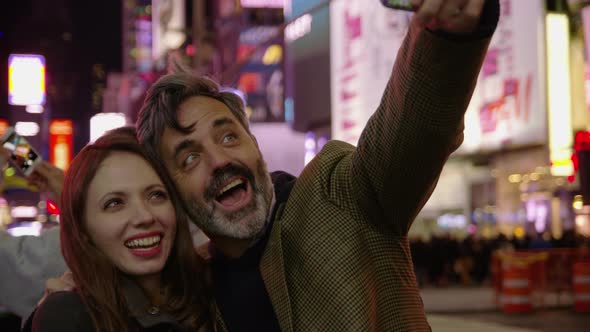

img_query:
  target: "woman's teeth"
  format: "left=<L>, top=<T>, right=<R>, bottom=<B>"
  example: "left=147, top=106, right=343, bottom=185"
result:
left=125, top=235, right=161, bottom=249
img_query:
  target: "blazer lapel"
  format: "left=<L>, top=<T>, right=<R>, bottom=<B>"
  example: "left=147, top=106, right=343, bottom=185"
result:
left=260, top=205, right=293, bottom=332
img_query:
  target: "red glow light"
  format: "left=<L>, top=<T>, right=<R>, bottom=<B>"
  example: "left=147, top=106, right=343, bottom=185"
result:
left=47, top=200, right=60, bottom=215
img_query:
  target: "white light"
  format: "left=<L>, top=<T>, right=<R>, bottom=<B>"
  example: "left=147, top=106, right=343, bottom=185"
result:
left=15, top=122, right=40, bottom=136
left=11, top=206, right=39, bottom=218
left=285, top=14, right=312, bottom=43
left=437, top=214, right=467, bottom=228
left=6, top=222, right=42, bottom=237
left=241, top=0, right=283, bottom=8
left=25, top=105, right=44, bottom=114
left=547, top=13, right=574, bottom=176
left=90, top=113, right=127, bottom=142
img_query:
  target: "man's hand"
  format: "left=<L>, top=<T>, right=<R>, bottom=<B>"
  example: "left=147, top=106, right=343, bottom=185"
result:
left=27, top=162, right=65, bottom=207
left=37, top=271, right=75, bottom=306
left=411, top=0, right=486, bottom=33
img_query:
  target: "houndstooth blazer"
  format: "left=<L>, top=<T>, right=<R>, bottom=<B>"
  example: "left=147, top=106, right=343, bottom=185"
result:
left=215, top=22, right=493, bottom=332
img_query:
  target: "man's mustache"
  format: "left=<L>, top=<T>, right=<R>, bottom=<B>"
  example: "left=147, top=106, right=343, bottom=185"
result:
left=204, top=163, right=256, bottom=201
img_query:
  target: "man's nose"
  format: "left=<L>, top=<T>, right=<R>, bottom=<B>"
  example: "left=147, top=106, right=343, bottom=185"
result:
left=207, top=146, right=232, bottom=171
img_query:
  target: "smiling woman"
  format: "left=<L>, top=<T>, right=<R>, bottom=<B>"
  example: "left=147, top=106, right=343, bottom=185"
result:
left=31, top=127, right=214, bottom=332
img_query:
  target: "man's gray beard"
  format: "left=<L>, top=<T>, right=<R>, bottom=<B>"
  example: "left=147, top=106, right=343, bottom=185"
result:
left=184, top=165, right=273, bottom=240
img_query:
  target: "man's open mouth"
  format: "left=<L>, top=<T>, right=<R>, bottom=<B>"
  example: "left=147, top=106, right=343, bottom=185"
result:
left=214, top=177, right=250, bottom=208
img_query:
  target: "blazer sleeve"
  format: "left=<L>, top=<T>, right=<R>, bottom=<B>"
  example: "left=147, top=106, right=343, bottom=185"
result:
left=0, top=227, right=67, bottom=318
left=32, top=291, right=94, bottom=332
left=341, top=22, right=493, bottom=235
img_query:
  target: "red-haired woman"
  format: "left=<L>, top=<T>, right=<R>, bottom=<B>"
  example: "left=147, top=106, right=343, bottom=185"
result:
left=32, top=127, right=216, bottom=332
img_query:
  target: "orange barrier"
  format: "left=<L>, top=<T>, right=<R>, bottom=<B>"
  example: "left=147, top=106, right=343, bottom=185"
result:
left=502, top=264, right=533, bottom=313
left=492, top=248, right=590, bottom=311
left=573, top=262, right=590, bottom=312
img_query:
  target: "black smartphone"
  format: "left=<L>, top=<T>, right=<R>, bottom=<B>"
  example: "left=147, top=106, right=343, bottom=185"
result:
left=380, top=0, right=415, bottom=11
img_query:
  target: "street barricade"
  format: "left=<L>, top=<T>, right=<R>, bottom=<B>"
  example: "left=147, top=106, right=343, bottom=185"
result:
left=492, top=248, right=590, bottom=313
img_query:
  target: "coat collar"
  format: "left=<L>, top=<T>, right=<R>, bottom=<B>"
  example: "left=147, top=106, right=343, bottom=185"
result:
left=120, top=277, right=184, bottom=331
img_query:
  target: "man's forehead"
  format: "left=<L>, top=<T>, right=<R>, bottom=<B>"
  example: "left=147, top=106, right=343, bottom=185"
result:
left=176, top=96, right=231, bottom=126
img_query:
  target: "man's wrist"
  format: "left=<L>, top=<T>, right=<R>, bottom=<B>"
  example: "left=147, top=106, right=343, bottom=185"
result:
left=429, top=0, right=500, bottom=41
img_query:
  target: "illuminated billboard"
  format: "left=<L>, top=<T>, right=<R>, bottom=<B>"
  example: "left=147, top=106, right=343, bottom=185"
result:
left=330, top=0, right=411, bottom=144
left=8, top=54, right=46, bottom=106
left=457, top=0, right=546, bottom=154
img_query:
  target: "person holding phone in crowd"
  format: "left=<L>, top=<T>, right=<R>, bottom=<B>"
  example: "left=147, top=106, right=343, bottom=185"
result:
left=0, top=148, right=67, bottom=320
left=31, top=127, right=217, bottom=332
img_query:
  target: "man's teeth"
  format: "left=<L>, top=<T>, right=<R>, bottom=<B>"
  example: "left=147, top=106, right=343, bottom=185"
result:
left=219, top=179, right=244, bottom=195
left=125, top=235, right=161, bottom=249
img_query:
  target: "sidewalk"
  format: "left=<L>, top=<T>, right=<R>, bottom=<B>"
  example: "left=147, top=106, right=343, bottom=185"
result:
left=427, top=314, right=538, bottom=332
left=420, top=287, right=574, bottom=313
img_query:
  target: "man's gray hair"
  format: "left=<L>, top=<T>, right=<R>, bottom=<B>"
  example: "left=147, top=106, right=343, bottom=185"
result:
left=136, top=73, right=249, bottom=159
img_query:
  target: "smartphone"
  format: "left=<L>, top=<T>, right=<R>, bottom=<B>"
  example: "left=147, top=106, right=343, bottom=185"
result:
left=0, top=127, right=42, bottom=177
left=380, top=0, right=415, bottom=11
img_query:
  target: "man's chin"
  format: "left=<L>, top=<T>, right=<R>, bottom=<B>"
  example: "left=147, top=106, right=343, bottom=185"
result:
left=209, top=214, right=267, bottom=240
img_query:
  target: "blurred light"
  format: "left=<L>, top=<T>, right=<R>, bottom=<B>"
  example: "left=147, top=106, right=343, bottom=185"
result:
left=573, top=195, right=584, bottom=210
left=90, top=113, right=127, bottom=142
left=285, top=14, right=312, bottom=43
left=25, top=105, right=44, bottom=114
left=0, top=120, right=8, bottom=136
left=547, top=13, right=574, bottom=177
left=241, top=0, right=284, bottom=8
left=50, top=214, right=59, bottom=223
left=508, top=174, right=522, bottom=183
left=46, top=200, right=60, bottom=215
left=262, top=45, right=283, bottom=65
left=576, top=215, right=587, bottom=227
left=11, top=206, right=38, bottom=218
left=437, top=214, right=467, bottom=228
left=6, top=222, right=42, bottom=237
left=37, top=200, right=46, bottom=209
left=37, top=214, right=48, bottom=223
left=304, top=132, right=316, bottom=150
left=284, top=98, right=294, bottom=124
left=9, top=54, right=46, bottom=106
left=50, top=119, right=73, bottom=170
left=186, top=44, right=195, bottom=56
left=15, top=122, right=40, bottom=136
left=5, top=168, right=15, bottom=177
left=304, top=132, right=316, bottom=165
left=317, top=136, right=328, bottom=151
left=530, top=172, right=541, bottom=181
left=514, top=226, right=525, bottom=238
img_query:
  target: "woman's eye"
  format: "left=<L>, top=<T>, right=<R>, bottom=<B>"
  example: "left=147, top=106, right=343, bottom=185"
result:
left=104, top=199, right=123, bottom=210
left=149, top=190, right=168, bottom=201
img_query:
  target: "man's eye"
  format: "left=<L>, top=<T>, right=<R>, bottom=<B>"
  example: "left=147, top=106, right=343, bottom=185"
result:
left=183, top=153, right=199, bottom=167
left=222, top=134, right=237, bottom=144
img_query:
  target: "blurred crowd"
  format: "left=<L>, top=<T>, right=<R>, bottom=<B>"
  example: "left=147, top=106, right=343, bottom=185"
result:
left=410, top=230, right=589, bottom=287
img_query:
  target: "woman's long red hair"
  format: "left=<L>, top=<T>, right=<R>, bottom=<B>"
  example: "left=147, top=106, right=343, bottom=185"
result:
left=59, top=127, right=211, bottom=331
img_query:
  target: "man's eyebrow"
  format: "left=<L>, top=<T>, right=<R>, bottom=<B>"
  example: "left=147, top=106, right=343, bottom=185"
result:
left=212, top=117, right=236, bottom=129
left=173, top=138, right=196, bottom=160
